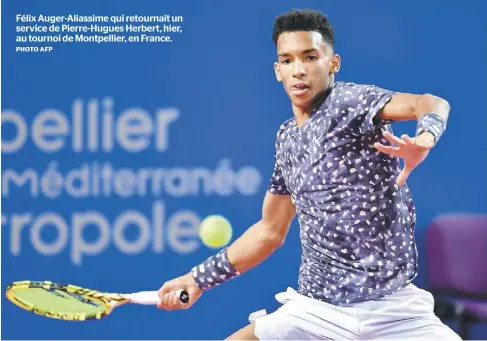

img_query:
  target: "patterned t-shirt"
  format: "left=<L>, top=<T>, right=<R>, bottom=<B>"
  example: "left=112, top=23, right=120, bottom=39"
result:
left=268, top=81, right=418, bottom=306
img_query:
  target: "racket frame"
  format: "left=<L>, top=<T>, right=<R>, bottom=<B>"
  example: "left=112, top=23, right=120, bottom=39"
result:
left=6, top=280, right=131, bottom=321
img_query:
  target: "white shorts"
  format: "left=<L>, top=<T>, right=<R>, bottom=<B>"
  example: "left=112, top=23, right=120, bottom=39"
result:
left=252, top=284, right=461, bottom=340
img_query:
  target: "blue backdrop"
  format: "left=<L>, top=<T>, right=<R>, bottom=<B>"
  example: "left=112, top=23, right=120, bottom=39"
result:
left=2, top=0, right=486, bottom=339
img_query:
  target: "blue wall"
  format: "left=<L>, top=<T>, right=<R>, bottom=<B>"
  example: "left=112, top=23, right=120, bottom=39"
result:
left=2, top=0, right=486, bottom=339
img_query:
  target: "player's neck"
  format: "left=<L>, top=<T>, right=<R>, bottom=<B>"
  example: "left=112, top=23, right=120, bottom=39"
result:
left=292, top=106, right=312, bottom=128
left=292, top=84, right=333, bottom=128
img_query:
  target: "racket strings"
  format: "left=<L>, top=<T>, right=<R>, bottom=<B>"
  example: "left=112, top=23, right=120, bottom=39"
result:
left=6, top=281, right=118, bottom=320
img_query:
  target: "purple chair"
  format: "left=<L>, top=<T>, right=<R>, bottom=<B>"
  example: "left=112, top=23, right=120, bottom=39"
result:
left=426, top=214, right=487, bottom=339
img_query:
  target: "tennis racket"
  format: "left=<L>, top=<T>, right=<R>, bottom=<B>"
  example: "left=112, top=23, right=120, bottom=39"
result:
left=5, top=280, right=189, bottom=321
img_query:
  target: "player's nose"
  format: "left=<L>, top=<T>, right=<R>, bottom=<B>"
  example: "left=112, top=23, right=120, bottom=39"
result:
left=292, top=60, right=306, bottom=78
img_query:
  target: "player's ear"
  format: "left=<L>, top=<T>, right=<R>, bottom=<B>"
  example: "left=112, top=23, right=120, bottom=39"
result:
left=329, top=54, right=341, bottom=74
left=274, top=62, right=282, bottom=82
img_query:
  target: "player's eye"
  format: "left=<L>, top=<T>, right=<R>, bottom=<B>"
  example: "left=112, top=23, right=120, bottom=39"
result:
left=306, top=55, right=318, bottom=61
left=281, top=59, right=292, bottom=65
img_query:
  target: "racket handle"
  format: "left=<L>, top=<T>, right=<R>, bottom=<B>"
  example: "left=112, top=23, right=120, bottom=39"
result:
left=128, top=289, right=189, bottom=305
left=176, top=289, right=190, bottom=304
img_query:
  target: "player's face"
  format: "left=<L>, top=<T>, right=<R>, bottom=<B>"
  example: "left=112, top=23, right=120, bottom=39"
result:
left=274, top=31, right=340, bottom=110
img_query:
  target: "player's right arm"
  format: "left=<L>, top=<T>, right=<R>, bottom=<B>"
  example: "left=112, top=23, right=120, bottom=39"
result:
left=157, top=191, right=295, bottom=311
left=158, top=126, right=293, bottom=311
left=226, top=191, right=295, bottom=273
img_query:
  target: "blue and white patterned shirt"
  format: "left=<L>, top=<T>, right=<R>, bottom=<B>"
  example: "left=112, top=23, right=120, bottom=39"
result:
left=268, top=81, right=418, bottom=306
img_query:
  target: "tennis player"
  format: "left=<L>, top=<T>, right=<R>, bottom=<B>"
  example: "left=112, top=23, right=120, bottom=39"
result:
left=158, top=9, right=461, bottom=340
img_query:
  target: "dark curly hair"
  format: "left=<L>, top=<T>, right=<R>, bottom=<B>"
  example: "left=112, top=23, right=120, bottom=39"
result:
left=272, top=9, right=335, bottom=48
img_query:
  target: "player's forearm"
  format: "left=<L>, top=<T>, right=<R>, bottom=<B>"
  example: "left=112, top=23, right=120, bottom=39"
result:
left=225, top=220, right=284, bottom=273
left=190, top=219, right=289, bottom=291
left=190, top=193, right=294, bottom=291
left=414, top=93, right=450, bottom=122
left=414, top=94, right=450, bottom=143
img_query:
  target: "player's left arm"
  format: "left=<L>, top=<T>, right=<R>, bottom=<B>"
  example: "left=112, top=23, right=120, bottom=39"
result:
left=378, top=92, right=450, bottom=131
left=374, top=92, right=450, bottom=185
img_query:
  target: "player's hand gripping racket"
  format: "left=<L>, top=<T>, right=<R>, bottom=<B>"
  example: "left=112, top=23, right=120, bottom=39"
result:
left=5, top=280, right=189, bottom=321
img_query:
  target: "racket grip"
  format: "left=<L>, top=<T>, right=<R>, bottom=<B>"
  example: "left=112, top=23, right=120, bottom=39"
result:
left=176, top=289, right=190, bottom=304
left=128, top=289, right=189, bottom=305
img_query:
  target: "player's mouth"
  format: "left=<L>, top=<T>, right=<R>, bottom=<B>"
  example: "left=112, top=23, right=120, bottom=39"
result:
left=290, top=83, right=310, bottom=96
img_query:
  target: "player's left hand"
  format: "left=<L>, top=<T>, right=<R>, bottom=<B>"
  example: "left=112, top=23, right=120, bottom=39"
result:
left=374, top=130, right=435, bottom=186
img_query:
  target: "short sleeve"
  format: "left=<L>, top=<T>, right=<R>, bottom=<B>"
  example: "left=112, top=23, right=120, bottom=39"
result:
left=267, top=133, right=290, bottom=195
left=268, top=159, right=290, bottom=195
left=340, top=83, right=396, bottom=135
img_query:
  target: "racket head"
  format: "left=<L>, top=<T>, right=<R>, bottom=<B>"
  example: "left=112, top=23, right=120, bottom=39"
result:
left=5, top=281, right=127, bottom=321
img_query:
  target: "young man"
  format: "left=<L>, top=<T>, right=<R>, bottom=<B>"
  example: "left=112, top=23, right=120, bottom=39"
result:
left=157, top=9, right=461, bottom=340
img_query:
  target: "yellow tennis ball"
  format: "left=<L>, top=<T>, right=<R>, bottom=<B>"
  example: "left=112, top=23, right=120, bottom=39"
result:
left=199, top=215, right=233, bottom=248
